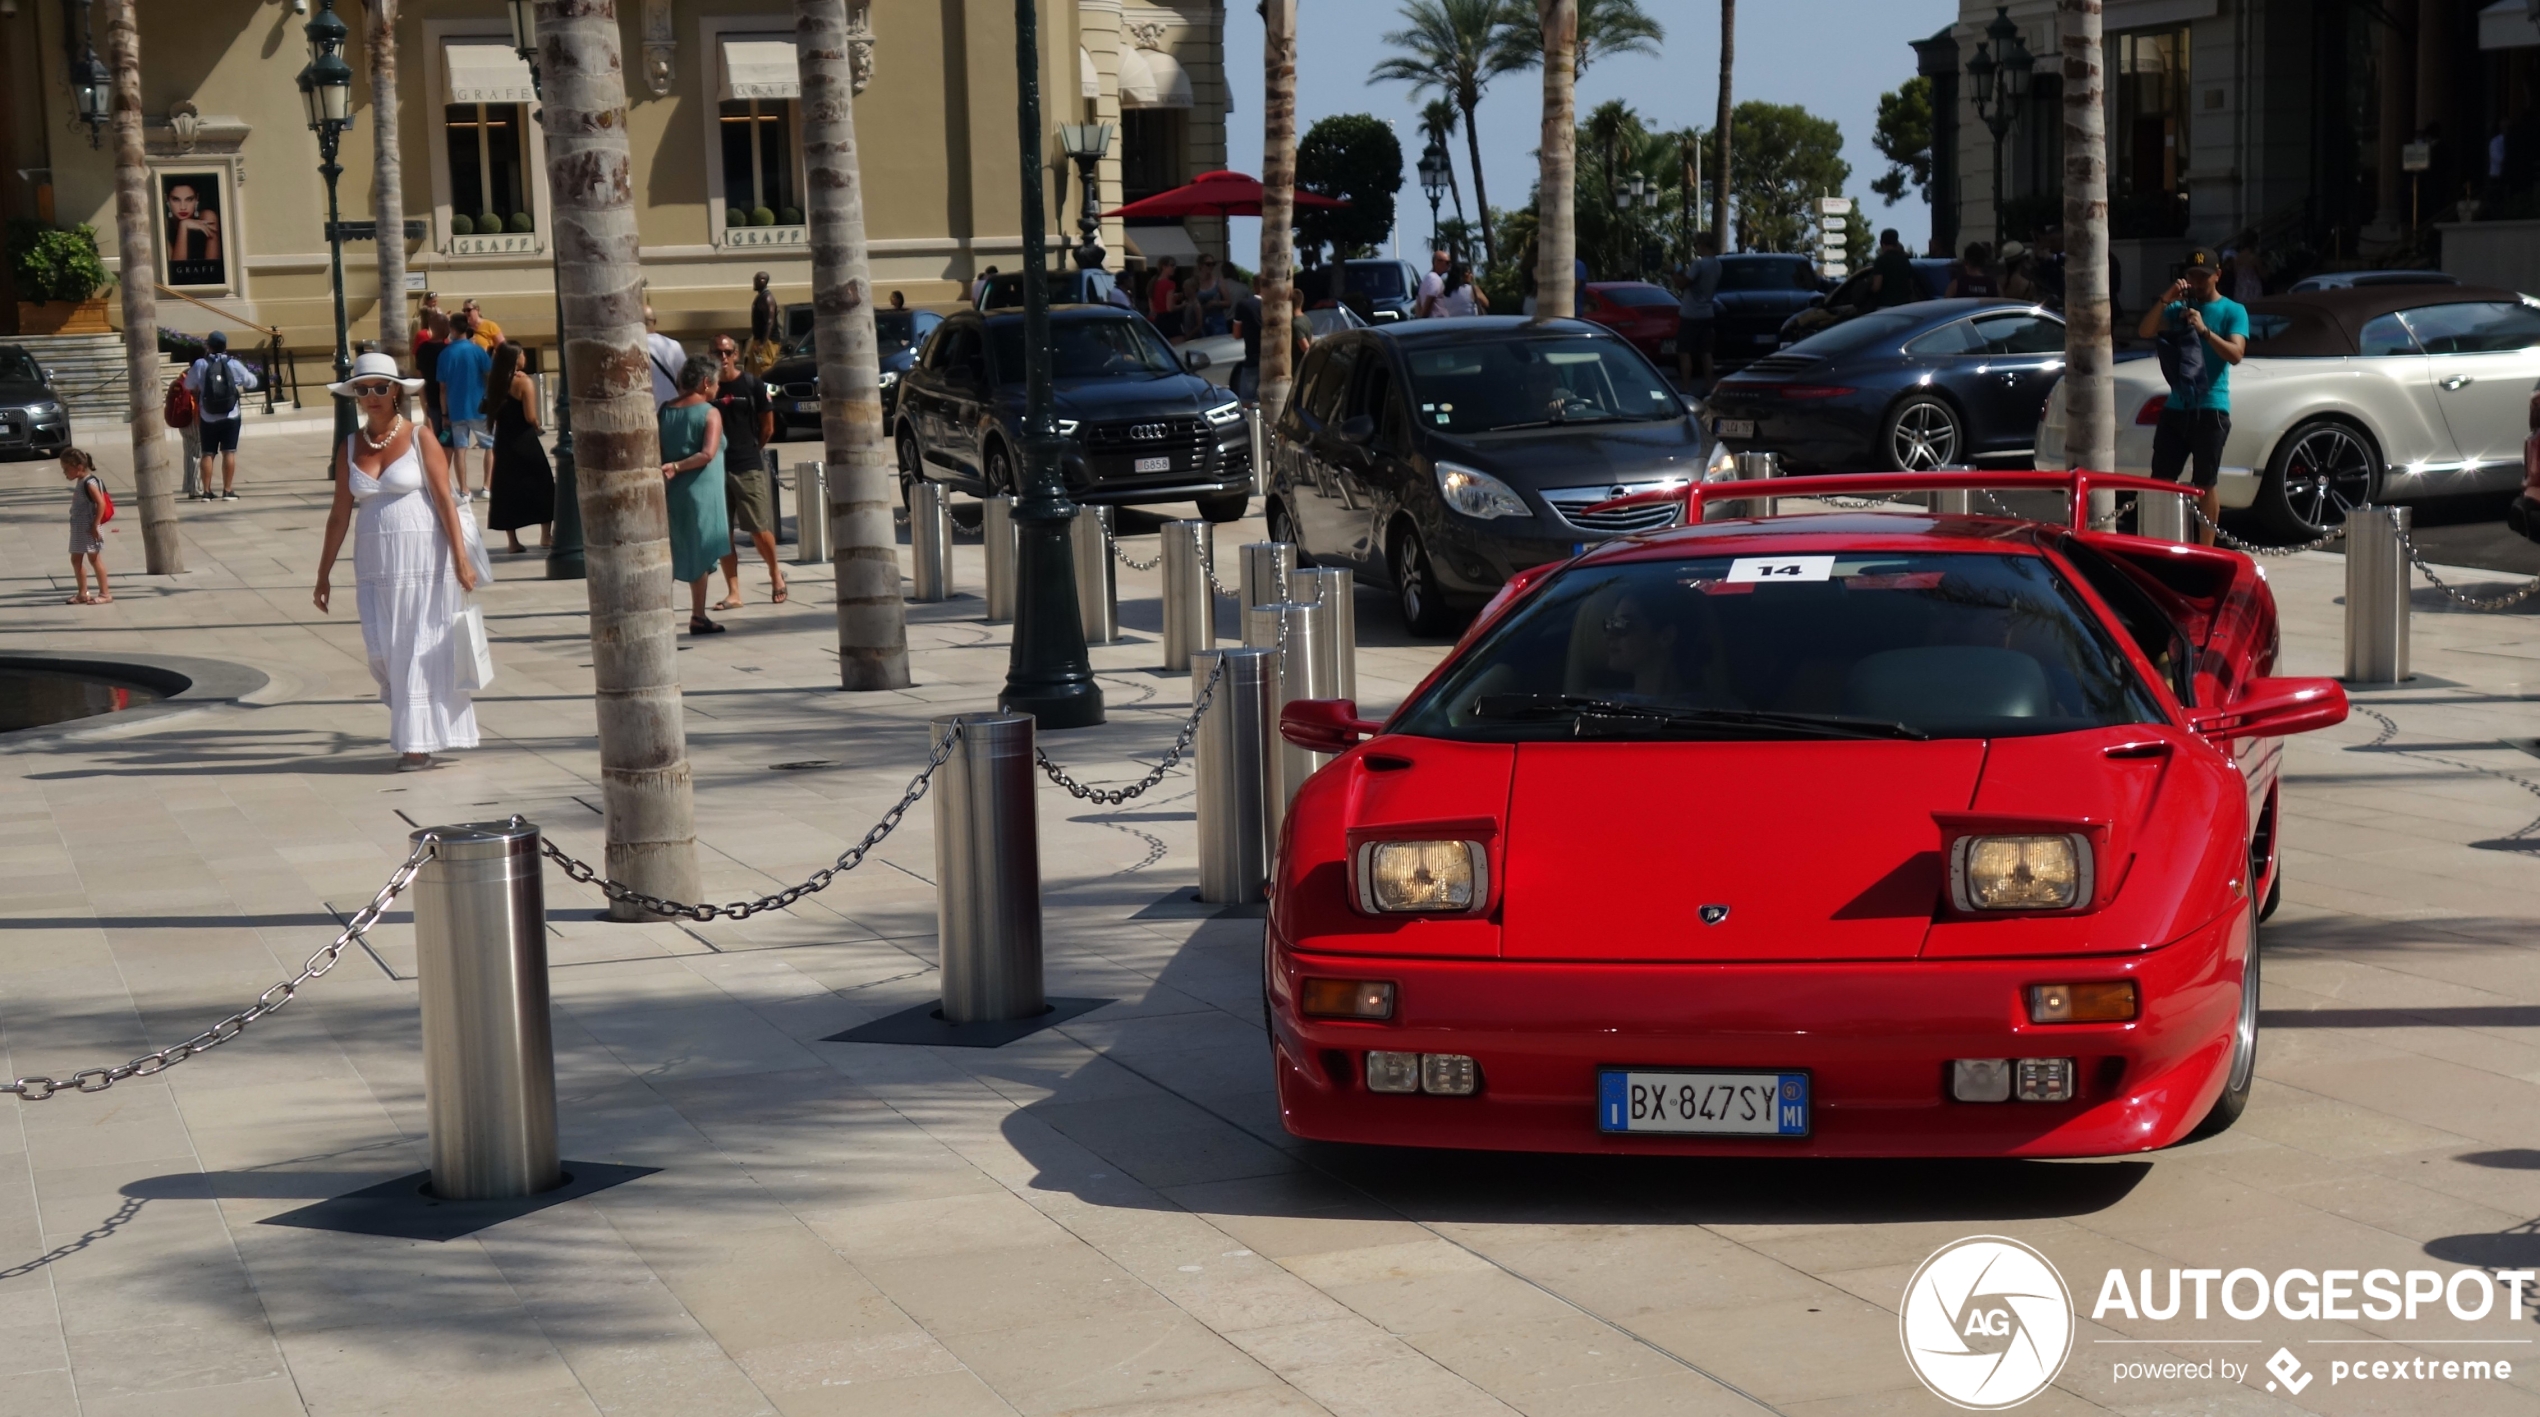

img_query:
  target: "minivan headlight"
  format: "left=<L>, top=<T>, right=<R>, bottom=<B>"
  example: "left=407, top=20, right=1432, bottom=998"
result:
left=1435, top=462, right=1528, bottom=520
left=1951, top=834, right=2091, bottom=912
left=1356, top=840, right=1486, bottom=913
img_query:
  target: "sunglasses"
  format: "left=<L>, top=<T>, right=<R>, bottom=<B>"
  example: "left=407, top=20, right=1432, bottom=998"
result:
left=351, top=381, right=401, bottom=397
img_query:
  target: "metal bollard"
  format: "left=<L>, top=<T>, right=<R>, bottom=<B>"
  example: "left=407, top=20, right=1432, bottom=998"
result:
left=1927, top=488, right=1974, bottom=515
left=910, top=481, right=952, bottom=602
left=1248, top=406, right=1268, bottom=496
left=2345, top=505, right=2411, bottom=685
left=411, top=820, right=561, bottom=1201
left=1246, top=600, right=1330, bottom=816
left=1736, top=450, right=1780, bottom=518
left=932, top=713, right=1045, bottom=1023
left=1161, top=520, right=1214, bottom=672
left=793, top=461, right=829, bottom=564
left=1294, top=566, right=1357, bottom=704
left=2137, top=488, right=2189, bottom=543
left=1069, top=505, right=1120, bottom=644
left=982, top=494, right=1017, bottom=623
left=1194, top=648, right=1276, bottom=903
left=1239, top=541, right=1296, bottom=612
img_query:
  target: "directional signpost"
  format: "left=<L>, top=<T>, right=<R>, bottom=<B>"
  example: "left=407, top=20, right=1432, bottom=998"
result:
left=1817, top=196, right=1852, bottom=280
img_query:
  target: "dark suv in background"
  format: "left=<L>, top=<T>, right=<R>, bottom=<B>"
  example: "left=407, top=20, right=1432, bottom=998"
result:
left=894, top=305, right=1253, bottom=522
left=1711, top=253, right=1833, bottom=369
left=765, top=307, right=942, bottom=440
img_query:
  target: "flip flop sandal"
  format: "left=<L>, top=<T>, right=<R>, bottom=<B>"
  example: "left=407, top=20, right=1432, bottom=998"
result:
left=771, top=584, right=789, bottom=604
left=713, top=597, right=745, bottom=611
left=689, top=617, right=727, bottom=634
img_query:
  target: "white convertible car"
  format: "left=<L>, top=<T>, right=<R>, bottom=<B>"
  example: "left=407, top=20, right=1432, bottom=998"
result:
left=2039, top=285, right=2540, bottom=538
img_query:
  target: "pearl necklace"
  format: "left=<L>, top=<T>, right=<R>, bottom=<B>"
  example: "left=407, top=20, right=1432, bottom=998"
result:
left=358, top=416, right=404, bottom=453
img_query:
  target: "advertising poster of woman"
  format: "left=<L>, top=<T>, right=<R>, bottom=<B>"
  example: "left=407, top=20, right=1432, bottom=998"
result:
left=161, top=173, right=226, bottom=288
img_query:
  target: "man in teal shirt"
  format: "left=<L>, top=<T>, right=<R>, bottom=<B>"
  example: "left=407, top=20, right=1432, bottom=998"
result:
left=2134, top=247, right=2247, bottom=545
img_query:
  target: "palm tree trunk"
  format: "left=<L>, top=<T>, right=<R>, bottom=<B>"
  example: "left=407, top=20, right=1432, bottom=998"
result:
left=1534, top=0, right=1577, bottom=318
left=1461, top=95, right=1497, bottom=268
left=1712, top=0, right=1734, bottom=248
left=367, top=0, right=409, bottom=368
left=796, top=0, right=907, bottom=689
left=103, top=0, right=180, bottom=575
left=536, top=0, right=698, bottom=917
left=1260, top=0, right=1298, bottom=426
left=2059, top=0, right=2115, bottom=491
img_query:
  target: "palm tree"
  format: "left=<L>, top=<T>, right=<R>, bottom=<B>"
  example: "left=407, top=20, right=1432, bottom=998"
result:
left=366, top=0, right=408, bottom=367
left=1584, top=99, right=1643, bottom=218
left=535, top=0, right=698, bottom=917
left=2058, top=0, right=2115, bottom=493
left=1496, top=0, right=1662, bottom=75
left=103, top=0, right=179, bottom=574
left=796, top=0, right=908, bottom=690
left=1713, top=0, right=1735, bottom=248
left=1370, top=0, right=1525, bottom=268
left=1533, top=0, right=1577, bottom=318
left=1261, top=0, right=1300, bottom=425
left=1674, top=126, right=1704, bottom=262
left=1420, top=97, right=1466, bottom=224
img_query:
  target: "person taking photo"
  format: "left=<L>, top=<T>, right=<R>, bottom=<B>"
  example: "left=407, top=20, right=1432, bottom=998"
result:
left=2135, top=247, right=2249, bottom=547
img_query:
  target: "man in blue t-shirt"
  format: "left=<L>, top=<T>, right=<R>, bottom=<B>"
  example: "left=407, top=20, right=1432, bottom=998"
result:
left=2134, top=246, right=2247, bottom=546
left=435, top=318, right=493, bottom=501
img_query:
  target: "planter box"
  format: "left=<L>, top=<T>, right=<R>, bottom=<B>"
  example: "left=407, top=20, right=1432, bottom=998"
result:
left=18, top=297, right=111, bottom=335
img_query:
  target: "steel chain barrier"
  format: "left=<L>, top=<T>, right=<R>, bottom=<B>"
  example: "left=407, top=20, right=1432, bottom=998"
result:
left=2396, top=529, right=2540, bottom=612
left=1206, top=561, right=1240, bottom=600
left=6, top=837, right=440, bottom=1100
left=1036, top=656, right=1226, bottom=805
left=1106, top=525, right=1161, bottom=573
left=540, top=726, right=962, bottom=921
left=2183, top=499, right=2347, bottom=557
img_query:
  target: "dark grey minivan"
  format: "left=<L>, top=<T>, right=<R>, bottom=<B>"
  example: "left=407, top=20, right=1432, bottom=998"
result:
left=1266, top=316, right=1710, bottom=635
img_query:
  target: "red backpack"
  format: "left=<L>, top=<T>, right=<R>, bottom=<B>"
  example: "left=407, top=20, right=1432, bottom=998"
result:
left=86, top=475, right=113, bottom=524
left=164, top=375, right=196, bottom=430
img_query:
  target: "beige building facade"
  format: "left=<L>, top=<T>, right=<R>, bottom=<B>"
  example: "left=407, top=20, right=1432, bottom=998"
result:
left=0, top=0, right=1231, bottom=361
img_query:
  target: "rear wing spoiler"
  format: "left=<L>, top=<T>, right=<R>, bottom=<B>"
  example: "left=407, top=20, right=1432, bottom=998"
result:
left=1587, top=469, right=2201, bottom=530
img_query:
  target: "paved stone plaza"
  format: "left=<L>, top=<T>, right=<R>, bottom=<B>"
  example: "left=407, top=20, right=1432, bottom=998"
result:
left=7, top=431, right=2540, bottom=1417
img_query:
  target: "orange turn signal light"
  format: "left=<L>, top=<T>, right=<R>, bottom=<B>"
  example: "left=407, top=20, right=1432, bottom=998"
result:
left=2027, top=981, right=2138, bottom=1023
left=1301, top=978, right=1396, bottom=1020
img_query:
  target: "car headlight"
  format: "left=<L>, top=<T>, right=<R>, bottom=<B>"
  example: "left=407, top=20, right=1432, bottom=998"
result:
left=1950, top=834, right=2091, bottom=912
left=764, top=382, right=785, bottom=400
left=1356, top=840, right=1486, bottom=913
left=1703, top=442, right=1739, bottom=482
left=1435, top=461, right=1528, bottom=520
left=1204, top=399, right=1244, bottom=427
left=1057, top=418, right=1080, bottom=437
left=878, top=370, right=899, bottom=390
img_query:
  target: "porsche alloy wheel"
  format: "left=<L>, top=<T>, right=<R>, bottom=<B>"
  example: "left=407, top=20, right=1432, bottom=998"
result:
left=1882, top=397, right=1962, bottom=472
left=2189, top=930, right=2260, bottom=1139
left=2258, top=420, right=2379, bottom=541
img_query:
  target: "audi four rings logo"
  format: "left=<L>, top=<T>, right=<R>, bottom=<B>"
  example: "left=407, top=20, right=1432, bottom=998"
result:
left=1129, top=423, right=1169, bottom=441
left=1901, top=1237, right=2075, bottom=1409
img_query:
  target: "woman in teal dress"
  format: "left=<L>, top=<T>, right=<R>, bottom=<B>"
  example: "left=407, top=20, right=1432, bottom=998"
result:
left=659, top=355, right=731, bottom=633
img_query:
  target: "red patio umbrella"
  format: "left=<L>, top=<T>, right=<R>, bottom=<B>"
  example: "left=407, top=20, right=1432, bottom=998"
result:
left=1108, top=169, right=1347, bottom=220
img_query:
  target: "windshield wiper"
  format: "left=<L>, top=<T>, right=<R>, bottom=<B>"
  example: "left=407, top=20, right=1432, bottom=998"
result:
left=1473, top=693, right=1928, bottom=741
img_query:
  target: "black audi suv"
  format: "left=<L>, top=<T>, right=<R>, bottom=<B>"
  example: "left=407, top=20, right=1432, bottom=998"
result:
left=765, top=307, right=942, bottom=440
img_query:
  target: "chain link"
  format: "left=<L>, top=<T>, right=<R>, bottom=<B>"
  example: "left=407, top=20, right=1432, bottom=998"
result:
left=1206, top=564, right=1239, bottom=599
left=2396, top=529, right=2540, bottom=611
left=540, top=727, right=961, bottom=921
left=2181, top=498, right=2348, bottom=556
left=1036, top=657, right=1225, bottom=805
left=6, top=837, right=439, bottom=1101
left=1107, top=527, right=1161, bottom=573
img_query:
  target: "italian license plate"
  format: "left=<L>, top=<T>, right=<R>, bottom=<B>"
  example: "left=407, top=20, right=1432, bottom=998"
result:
left=1598, top=1070, right=1809, bottom=1136
left=1134, top=455, right=1172, bottom=473
left=1715, top=418, right=1754, bottom=439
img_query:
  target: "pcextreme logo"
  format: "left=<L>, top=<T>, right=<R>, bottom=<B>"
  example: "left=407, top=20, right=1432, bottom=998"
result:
left=1900, top=1236, right=2076, bottom=1409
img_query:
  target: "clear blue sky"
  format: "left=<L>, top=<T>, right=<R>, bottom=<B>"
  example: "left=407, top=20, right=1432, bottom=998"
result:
left=1216, top=1, right=1956, bottom=267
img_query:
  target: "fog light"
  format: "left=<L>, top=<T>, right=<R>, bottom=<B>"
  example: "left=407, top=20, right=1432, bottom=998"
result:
left=2016, top=1057, right=2076, bottom=1102
left=2028, top=981, right=2138, bottom=1023
left=1301, top=978, right=1396, bottom=1019
left=1421, top=1054, right=1479, bottom=1095
left=1366, top=1051, right=1422, bottom=1093
left=1952, top=1058, right=2011, bottom=1103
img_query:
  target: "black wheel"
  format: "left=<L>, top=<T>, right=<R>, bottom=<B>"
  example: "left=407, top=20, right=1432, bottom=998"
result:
left=2188, top=924, right=2259, bottom=1140
left=1880, top=396, right=1962, bottom=471
left=2257, top=419, right=2380, bottom=541
left=983, top=442, right=1017, bottom=499
left=1265, top=498, right=1299, bottom=548
left=2259, top=870, right=2282, bottom=923
left=1197, top=491, right=1250, bottom=524
left=1390, top=522, right=1457, bottom=638
left=895, top=425, right=923, bottom=509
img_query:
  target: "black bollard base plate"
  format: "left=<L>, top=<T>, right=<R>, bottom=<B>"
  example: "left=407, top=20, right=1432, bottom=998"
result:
left=824, top=996, right=1112, bottom=1049
left=259, top=1162, right=657, bottom=1243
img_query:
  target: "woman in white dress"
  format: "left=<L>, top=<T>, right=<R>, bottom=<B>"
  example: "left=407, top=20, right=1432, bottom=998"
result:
left=312, top=351, right=481, bottom=770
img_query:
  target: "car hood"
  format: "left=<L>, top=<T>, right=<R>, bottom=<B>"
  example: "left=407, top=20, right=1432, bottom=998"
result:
left=999, top=373, right=1228, bottom=419
left=0, top=378, right=56, bottom=405
left=764, top=347, right=917, bottom=385
left=1424, top=419, right=1706, bottom=489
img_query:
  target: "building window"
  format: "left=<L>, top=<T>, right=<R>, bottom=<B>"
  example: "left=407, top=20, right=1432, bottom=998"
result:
left=1121, top=109, right=1184, bottom=204
left=2112, top=27, right=2191, bottom=239
left=447, top=103, right=530, bottom=235
left=719, top=100, right=800, bottom=225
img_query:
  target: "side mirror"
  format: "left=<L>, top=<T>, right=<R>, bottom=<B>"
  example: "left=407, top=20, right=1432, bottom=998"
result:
left=1183, top=348, right=1212, bottom=372
left=1280, top=698, right=1381, bottom=754
left=2188, top=676, right=2347, bottom=739
left=1336, top=413, right=1376, bottom=444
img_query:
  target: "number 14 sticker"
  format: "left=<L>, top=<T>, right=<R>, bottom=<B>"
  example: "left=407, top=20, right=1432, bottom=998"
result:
left=1726, top=556, right=1835, bottom=583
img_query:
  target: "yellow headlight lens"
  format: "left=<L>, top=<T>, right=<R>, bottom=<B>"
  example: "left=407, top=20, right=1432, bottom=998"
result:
left=1956, top=834, right=2087, bottom=911
left=1359, top=840, right=1483, bottom=913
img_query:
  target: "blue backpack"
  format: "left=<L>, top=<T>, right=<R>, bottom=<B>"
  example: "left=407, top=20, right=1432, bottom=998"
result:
left=2155, top=309, right=2207, bottom=400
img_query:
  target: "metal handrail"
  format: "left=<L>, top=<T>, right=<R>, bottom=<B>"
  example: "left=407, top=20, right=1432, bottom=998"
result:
left=152, top=283, right=278, bottom=340
left=152, top=284, right=284, bottom=415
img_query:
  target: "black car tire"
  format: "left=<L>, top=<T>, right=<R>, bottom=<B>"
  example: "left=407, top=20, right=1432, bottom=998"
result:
left=1879, top=395, right=1963, bottom=471
left=1196, top=492, right=1250, bottom=524
left=1265, top=498, right=1303, bottom=558
left=2256, top=418, right=2381, bottom=541
left=982, top=441, right=1017, bottom=498
left=2186, top=924, right=2259, bottom=1140
left=895, top=424, right=923, bottom=509
left=1389, top=522, right=1457, bottom=638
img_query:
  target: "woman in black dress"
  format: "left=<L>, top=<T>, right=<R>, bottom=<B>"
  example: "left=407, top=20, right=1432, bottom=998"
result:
left=481, top=341, right=555, bottom=552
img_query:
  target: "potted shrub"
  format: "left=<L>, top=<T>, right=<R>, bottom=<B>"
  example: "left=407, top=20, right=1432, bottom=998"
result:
left=7, top=221, right=110, bottom=334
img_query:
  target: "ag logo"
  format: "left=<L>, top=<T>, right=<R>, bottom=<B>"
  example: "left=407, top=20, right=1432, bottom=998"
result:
left=1899, top=1236, right=2074, bottom=1409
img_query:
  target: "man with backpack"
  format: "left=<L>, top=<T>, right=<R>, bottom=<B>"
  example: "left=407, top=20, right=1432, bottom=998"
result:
left=2136, top=247, right=2248, bottom=546
left=184, top=330, right=260, bottom=500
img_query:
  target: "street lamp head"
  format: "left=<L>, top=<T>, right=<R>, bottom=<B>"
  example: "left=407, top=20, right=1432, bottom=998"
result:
left=1057, top=121, right=1113, bottom=163
left=1966, top=40, right=1997, bottom=109
left=506, top=0, right=537, bottom=57
left=305, top=0, right=354, bottom=129
left=1417, top=142, right=1448, bottom=203
left=71, top=50, right=109, bottom=136
left=2001, top=37, right=2034, bottom=101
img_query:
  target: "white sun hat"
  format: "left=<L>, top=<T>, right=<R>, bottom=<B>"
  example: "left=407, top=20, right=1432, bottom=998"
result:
left=327, top=350, right=426, bottom=397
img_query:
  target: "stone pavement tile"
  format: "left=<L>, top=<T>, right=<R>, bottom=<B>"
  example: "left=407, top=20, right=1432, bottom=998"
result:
left=76, top=1376, right=316, bottom=1417
left=58, top=1318, right=287, bottom=1402
left=2266, top=1050, right=2540, bottom=1150
left=804, top=1187, right=1082, bottom=1265
left=1224, top=1317, right=1516, bottom=1417
left=2233, top=1079, right=2480, bottom=1163
left=1435, top=1221, right=1833, bottom=1322
left=859, top=1241, right=1176, bottom=1339
left=0, top=1370, right=79, bottom=1417
left=939, top=1309, right=1287, bottom=1417
left=1022, top=1091, right=1301, bottom=1192
left=734, top=1320, right=968, bottom=1396
left=1160, top=1173, right=1433, bottom=1262
left=1629, top=1294, right=1906, bottom=1407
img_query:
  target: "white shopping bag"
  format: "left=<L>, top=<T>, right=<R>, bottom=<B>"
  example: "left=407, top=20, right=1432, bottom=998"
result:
left=452, top=601, right=496, bottom=691
left=455, top=499, right=496, bottom=585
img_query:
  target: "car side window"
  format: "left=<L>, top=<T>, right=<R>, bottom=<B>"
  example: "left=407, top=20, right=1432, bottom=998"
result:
left=1285, top=345, right=1333, bottom=431
left=2399, top=301, right=2540, bottom=354
left=1905, top=320, right=1984, bottom=356
left=2357, top=313, right=2420, bottom=357
left=1971, top=313, right=2066, bottom=355
left=1304, top=341, right=1360, bottom=427
left=2057, top=539, right=2195, bottom=707
left=1354, top=359, right=1411, bottom=452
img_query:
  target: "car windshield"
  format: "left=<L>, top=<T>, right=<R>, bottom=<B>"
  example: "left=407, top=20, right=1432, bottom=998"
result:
left=988, top=317, right=1181, bottom=382
left=0, top=349, right=42, bottom=383
left=1599, top=284, right=1678, bottom=308
left=1719, top=259, right=1815, bottom=291
left=1401, top=334, right=1682, bottom=432
left=874, top=312, right=919, bottom=353
left=1345, top=264, right=1408, bottom=300
left=1394, top=551, right=2166, bottom=742
left=1787, top=309, right=1926, bottom=357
